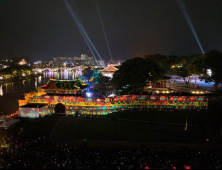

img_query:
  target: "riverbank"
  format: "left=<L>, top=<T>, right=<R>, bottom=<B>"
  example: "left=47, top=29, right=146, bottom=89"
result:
left=0, top=73, right=43, bottom=84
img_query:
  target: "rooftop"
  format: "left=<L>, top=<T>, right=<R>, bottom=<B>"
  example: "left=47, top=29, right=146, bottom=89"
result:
left=100, top=64, right=119, bottom=72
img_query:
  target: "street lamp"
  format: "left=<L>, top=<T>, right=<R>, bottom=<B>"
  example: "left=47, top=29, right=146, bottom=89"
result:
left=184, top=116, right=187, bottom=130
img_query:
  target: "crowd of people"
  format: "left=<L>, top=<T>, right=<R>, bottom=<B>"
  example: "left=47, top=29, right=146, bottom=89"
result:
left=0, top=134, right=222, bottom=169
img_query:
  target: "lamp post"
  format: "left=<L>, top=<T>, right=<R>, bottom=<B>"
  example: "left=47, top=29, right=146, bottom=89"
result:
left=184, top=116, right=187, bottom=130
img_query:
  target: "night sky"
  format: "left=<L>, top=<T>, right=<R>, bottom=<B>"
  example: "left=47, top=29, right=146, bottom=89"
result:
left=1, top=0, right=222, bottom=62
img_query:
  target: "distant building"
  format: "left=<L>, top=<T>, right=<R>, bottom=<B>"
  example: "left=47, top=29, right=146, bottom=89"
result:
left=108, top=59, right=124, bottom=65
left=0, top=64, right=8, bottom=70
left=85, top=57, right=95, bottom=65
left=97, top=60, right=105, bottom=67
left=33, top=61, right=42, bottom=65
left=74, top=57, right=80, bottom=60
left=33, top=55, right=99, bottom=67
left=18, top=59, right=27, bottom=65
left=81, top=54, right=88, bottom=60
left=118, top=60, right=122, bottom=65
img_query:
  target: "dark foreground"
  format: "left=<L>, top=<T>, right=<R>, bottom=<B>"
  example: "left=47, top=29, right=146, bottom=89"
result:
left=0, top=136, right=221, bottom=169
left=0, top=108, right=221, bottom=169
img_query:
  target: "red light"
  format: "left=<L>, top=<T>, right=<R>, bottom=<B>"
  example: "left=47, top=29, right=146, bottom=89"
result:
left=145, top=167, right=149, bottom=169
left=184, top=165, right=191, bottom=169
left=173, top=167, right=176, bottom=169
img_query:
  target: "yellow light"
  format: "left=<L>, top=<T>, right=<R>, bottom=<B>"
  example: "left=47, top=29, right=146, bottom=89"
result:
left=156, top=91, right=158, bottom=93
left=166, top=91, right=169, bottom=93
left=163, top=91, right=165, bottom=93
left=197, top=91, right=199, bottom=94
left=201, top=92, right=203, bottom=93
left=192, top=91, right=195, bottom=93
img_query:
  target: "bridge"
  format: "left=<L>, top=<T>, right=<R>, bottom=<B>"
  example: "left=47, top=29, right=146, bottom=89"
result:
left=32, top=66, right=83, bottom=73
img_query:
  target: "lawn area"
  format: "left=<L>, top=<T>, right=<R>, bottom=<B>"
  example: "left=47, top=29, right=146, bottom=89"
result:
left=104, top=110, right=208, bottom=125
left=50, top=116, right=84, bottom=140
left=74, top=118, right=206, bottom=143
left=49, top=115, right=207, bottom=143
left=0, top=110, right=209, bottom=145
left=24, top=114, right=63, bottom=140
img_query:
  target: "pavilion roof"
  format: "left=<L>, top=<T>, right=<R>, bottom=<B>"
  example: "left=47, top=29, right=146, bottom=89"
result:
left=41, top=78, right=88, bottom=91
left=100, top=65, right=119, bottom=72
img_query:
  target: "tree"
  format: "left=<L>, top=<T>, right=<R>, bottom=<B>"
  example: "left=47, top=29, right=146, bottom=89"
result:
left=81, top=68, right=105, bottom=88
left=82, top=66, right=94, bottom=82
left=173, top=66, right=190, bottom=87
left=204, top=50, right=222, bottom=91
left=161, top=55, right=196, bottom=88
left=92, top=70, right=105, bottom=84
left=187, top=54, right=206, bottom=75
left=159, top=55, right=181, bottom=74
left=112, top=57, right=163, bottom=94
left=0, top=65, right=32, bottom=78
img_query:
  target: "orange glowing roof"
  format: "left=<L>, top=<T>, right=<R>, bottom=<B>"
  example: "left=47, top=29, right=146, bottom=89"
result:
left=100, top=65, right=119, bottom=72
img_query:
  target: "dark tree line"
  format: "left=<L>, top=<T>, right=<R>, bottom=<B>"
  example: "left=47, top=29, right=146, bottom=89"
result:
left=113, top=50, right=222, bottom=92
left=112, top=57, right=164, bottom=94
left=0, top=65, right=32, bottom=79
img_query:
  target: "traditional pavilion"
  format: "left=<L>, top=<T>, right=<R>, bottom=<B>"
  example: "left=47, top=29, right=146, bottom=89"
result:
left=100, top=64, right=120, bottom=78
left=41, top=78, right=88, bottom=95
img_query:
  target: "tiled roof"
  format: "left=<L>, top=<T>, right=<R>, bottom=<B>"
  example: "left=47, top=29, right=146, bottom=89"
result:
left=100, top=65, right=119, bottom=72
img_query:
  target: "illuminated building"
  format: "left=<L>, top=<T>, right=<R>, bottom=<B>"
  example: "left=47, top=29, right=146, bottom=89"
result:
left=33, top=61, right=42, bottom=65
left=18, top=104, right=51, bottom=118
left=99, top=64, right=119, bottom=78
left=18, top=78, right=208, bottom=118
left=18, top=59, right=27, bottom=65
left=81, top=54, right=88, bottom=60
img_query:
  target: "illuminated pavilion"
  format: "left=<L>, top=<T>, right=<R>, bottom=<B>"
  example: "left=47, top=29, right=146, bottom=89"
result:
left=100, top=64, right=120, bottom=78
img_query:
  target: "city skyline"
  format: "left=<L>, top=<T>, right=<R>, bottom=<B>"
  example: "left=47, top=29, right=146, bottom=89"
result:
left=1, top=0, right=222, bottom=62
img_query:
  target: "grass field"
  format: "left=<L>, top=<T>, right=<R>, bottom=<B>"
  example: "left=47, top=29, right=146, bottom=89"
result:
left=49, top=113, right=208, bottom=143
left=75, top=118, right=205, bottom=143
left=103, top=110, right=207, bottom=125
left=0, top=109, right=209, bottom=145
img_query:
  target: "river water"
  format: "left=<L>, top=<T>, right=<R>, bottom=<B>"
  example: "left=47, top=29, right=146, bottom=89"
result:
left=0, top=71, right=79, bottom=116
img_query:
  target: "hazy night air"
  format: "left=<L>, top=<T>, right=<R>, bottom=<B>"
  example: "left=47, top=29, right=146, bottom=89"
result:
left=1, top=0, right=222, bottom=62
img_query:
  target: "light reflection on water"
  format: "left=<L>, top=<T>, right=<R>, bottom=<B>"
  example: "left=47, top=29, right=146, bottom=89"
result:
left=0, top=84, right=3, bottom=96
left=0, top=71, right=78, bottom=116
left=43, top=71, right=78, bottom=80
left=38, top=76, right=42, bottom=84
left=5, top=83, right=11, bottom=95
left=64, top=70, right=68, bottom=80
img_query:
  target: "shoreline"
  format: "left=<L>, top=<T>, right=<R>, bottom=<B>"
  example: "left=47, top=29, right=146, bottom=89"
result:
left=0, top=73, right=43, bottom=84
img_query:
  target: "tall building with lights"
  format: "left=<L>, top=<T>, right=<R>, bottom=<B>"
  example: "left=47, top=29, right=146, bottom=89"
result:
left=81, top=54, right=88, bottom=60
